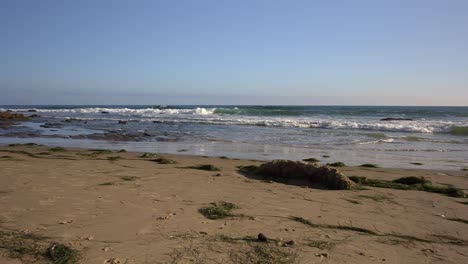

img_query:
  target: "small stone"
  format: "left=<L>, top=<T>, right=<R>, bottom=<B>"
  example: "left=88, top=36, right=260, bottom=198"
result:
left=102, top=247, right=112, bottom=252
left=285, top=240, right=295, bottom=246
left=257, top=233, right=268, bottom=242
left=199, top=231, right=208, bottom=235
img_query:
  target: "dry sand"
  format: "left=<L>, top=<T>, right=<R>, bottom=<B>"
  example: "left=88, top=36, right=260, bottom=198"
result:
left=0, top=145, right=467, bottom=263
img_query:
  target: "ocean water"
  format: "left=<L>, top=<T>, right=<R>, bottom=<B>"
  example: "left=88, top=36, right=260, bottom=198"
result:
left=1, top=105, right=467, bottom=169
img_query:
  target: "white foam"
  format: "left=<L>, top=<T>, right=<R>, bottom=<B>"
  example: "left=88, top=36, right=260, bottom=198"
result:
left=32, top=107, right=216, bottom=116
left=7, top=107, right=468, bottom=134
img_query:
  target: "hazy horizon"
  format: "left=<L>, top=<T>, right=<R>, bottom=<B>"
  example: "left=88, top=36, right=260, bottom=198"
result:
left=2, top=0, right=468, bottom=106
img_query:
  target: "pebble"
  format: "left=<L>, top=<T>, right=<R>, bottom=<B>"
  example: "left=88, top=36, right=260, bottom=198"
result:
left=102, top=247, right=113, bottom=252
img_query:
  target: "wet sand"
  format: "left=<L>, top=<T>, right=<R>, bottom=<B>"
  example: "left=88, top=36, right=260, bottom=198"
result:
left=0, top=145, right=467, bottom=263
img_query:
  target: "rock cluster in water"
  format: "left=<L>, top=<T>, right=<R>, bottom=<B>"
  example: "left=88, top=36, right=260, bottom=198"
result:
left=0, top=111, right=30, bottom=120
left=257, top=160, right=356, bottom=190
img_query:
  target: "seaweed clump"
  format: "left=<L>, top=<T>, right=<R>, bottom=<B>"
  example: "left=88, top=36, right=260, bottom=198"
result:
left=199, top=202, right=238, bottom=219
left=349, top=176, right=465, bottom=198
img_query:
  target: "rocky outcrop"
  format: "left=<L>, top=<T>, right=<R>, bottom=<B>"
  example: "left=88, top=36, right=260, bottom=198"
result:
left=0, top=111, right=31, bottom=128
left=0, top=111, right=30, bottom=121
left=257, top=160, right=356, bottom=190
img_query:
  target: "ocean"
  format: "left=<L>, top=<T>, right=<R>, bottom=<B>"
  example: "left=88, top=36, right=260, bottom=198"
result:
left=1, top=105, right=467, bottom=170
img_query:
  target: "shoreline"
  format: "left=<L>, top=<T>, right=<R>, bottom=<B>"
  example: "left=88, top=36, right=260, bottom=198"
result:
left=1, top=136, right=467, bottom=171
left=0, top=144, right=467, bottom=263
left=1, top=107, right=468, bottom=171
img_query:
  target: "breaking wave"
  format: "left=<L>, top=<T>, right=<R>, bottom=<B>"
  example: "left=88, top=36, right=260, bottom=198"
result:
left=3, top=107, right=468, bottom=135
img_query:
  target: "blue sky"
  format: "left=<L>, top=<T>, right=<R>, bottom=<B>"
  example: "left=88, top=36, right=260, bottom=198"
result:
left=1, top=0, right=468, bottom=105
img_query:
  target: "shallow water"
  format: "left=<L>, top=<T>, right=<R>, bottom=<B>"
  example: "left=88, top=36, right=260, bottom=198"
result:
left=1, top=105, right=467, bottom=170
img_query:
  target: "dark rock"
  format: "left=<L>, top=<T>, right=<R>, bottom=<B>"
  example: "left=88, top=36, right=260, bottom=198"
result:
left=302, top=158, right=320, bottom=163
left=380, top=118, right=413, bottom=121
left=0, top=111, right=30, bottom=120
left=257, top=160, right=357, bottom=190
left=40, top=123, right=62, bottom=128
left=27, top=109, right=37, bottom=112
left=118, top=120, right=128, bottom=124
left=257, top=233, right=268, bottom=242
left=285, top=240, right=295, bottom=246
left=29, top=114, right=40, bottom=118
left=101, top=111, right=109, bottom=114
left=153, top=120, right=162, bottom=123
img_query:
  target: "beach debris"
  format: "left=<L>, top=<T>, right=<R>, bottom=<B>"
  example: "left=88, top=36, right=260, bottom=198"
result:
left=315, top=252, right=329, bottom=258
left=47, top=243, right=78, bottom=263
left=199, top=202, right=238, bottom=219
left=258, top=233, right=268, bottom=242
left=326, top=161, right=346, bottom=167
left=80, top=235, right=94, bottom=240
left=257, top=160, right=357, bottom=190
left=188, top=164, right=221, bottom=171
left=104, top=257, right=121, bottom=264
left=59, top=219, right=74, bottom=224
left=157, top=212, right=176, bottom=220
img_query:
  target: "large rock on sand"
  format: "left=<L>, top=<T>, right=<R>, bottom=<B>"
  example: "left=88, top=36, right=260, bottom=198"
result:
left=257, top=160, right=356, bottom=190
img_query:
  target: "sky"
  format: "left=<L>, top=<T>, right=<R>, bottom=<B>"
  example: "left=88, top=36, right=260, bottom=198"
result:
left=1, top=0, right=468, bottom=105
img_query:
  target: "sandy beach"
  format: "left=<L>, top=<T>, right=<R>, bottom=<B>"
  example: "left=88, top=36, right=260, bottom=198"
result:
left=0, top=144, right=467, bottom=263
